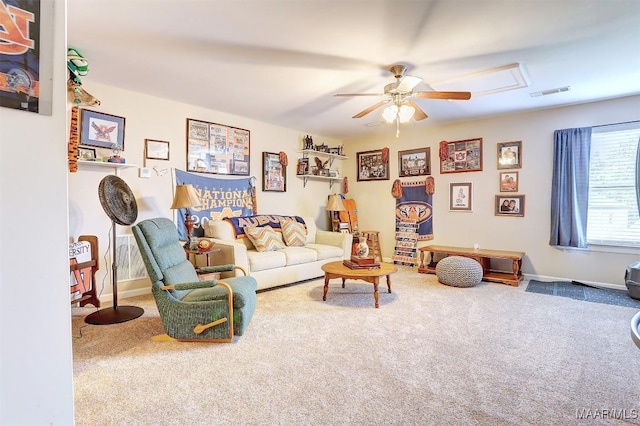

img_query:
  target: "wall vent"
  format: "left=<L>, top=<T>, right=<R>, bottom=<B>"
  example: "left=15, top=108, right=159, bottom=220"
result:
left=115, top=235, right=146, bottom=281
left=530, top=86, right=571, bottom=97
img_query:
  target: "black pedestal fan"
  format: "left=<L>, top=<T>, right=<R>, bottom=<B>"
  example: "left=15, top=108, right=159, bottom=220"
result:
left=85, top=175, right=144, bottom=325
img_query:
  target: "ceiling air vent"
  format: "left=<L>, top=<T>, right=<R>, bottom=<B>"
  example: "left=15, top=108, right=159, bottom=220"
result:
left=529, top=86, right=571, bottom=97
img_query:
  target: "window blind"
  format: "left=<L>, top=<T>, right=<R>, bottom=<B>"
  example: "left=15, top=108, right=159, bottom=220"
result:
left=587, top=123, right=640, bottom=246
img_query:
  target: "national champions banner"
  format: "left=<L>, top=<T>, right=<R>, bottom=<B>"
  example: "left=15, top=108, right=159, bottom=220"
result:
left=175, top=169, right=256, bottom=240
left=395, top=181, right=433, bottom=241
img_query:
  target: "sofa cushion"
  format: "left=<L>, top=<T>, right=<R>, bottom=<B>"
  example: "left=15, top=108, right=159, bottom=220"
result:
left=282, top=219, right=307, bottom=247
left=281, top=246, right=318, bottom=266
left=304, top=243, right=345, bottom=260
left=244, top=225, right=286, bottom=252
left=246, top=250, right=287, bottom=272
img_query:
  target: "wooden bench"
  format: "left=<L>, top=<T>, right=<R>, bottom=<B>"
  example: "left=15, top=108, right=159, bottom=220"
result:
left=417, top=245, right=525, bottom=286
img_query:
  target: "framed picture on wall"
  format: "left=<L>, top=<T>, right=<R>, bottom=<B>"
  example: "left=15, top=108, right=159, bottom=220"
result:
left=77, top=147, right=96, bottom=161
left=497, top=141, right=522, bottom=169
left=449, top=182, right=473, bottom=212
left=495, top=195, right=525, bottom=217
left=398, top=147, right=431, bottom=177
left=79, top=109, right=126, bottom=150
left=186, top=118, right=250, bottom=175
left=145, top=139, right=170, bottom=160
left=357, top=149, right=389, bottom=181
left=263, top=151, right=286, bottom=192
left=499, top=171, right=519, bottom=192
left=440, top=138, right=483, bottom=173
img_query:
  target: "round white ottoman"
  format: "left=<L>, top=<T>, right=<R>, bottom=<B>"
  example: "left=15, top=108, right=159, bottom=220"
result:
left=435, top=256, right=483, bottom=287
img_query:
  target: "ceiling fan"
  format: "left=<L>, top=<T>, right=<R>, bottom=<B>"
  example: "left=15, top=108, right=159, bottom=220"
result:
left=335, top=64, right=472, bottom=136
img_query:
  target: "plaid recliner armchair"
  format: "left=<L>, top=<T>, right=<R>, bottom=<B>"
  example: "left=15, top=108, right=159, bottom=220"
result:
left=133, top=217, right=257, bottom=342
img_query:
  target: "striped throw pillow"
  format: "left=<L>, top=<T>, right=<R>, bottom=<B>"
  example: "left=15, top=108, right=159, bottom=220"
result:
left=282, top=219, right=307, bottom=247
left=244, top=225, right=285, bottom=252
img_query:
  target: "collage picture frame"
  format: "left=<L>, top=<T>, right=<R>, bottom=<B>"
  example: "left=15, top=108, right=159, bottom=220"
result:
left=440, top=138, right=483, bottom=174
left=186, top=118, right=250, bottom=175
left=357, top=149, right=389, bottom=181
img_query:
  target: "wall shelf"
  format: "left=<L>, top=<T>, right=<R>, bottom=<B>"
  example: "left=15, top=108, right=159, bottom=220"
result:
left=297, top=149, right=346, bottom=188
left=77, top=160, right=138, bottom=176
left=299, top=149, right=348, bottom=161
left=296, top=174, right=342, bottom=189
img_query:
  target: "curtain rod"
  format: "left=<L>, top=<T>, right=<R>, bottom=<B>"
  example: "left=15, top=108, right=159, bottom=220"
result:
left=592, top=119, right=640, bottom=128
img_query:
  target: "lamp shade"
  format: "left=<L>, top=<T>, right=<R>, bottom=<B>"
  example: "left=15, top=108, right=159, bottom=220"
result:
left=326, top=194, right=346, bottom=211
left=398, top=104, right=415, bottom=123
left=170, top=184, right=201, bottom=209
left=382, top=105, right=398, bottom=123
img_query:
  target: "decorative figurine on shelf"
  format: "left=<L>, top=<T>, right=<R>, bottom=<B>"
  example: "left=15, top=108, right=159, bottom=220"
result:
left=108, top=149, right=125, bottom=163
left=303, top=135, right=314, bottom=150
left=314, top=156, right=329, bottom=174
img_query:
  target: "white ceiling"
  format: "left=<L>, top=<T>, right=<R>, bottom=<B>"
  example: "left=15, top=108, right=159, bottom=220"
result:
left=67, top=0, right=640, bottom=140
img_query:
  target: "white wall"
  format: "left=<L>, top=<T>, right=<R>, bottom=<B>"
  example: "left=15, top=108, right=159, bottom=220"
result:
left=0, top=1, right=75, bottom=424
left=68, top=81, right=343, bottom=300
left=70, top=87, right=640, bottom=293
left=342, top=95, right=640, bottom=288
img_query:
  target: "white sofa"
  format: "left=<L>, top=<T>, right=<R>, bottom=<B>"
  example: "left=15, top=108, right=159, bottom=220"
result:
left=202, top=216, right=353, bottom=290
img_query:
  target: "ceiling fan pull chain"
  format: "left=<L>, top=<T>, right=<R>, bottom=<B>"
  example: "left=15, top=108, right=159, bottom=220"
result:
left=396, top=118, right=400, bottom=138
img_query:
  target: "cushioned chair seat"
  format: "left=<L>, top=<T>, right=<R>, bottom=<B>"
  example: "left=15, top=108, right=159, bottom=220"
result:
left=435, top=256, right=483, bottom=287
left=181, top=276, right=256, bottom=307
left=133, top=217, right=258, bottom=341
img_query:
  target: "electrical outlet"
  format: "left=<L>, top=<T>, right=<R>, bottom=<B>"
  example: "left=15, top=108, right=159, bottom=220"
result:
left=139, top=167, right=151, bottom=178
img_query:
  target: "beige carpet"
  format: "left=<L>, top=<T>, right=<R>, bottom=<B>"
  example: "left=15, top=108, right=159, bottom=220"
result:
left=72, top=267, right=640, bottom=425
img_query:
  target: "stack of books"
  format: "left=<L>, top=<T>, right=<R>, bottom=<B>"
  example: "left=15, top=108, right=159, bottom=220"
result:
left=343, top=256, right=380, bottom=270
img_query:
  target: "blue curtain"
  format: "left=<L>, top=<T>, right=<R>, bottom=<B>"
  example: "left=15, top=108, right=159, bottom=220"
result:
left=549, top=127, right=592, bottom=248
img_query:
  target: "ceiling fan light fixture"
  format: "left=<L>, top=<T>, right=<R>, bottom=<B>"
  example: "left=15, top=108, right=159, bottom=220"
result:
left=398, top=105, right=415, bottom=123
left=382, top=105, right=398, bottom=123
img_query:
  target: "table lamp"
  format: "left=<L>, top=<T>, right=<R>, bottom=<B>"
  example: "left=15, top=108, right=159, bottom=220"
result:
left=171, top=184, right=201, bottom=248
left=326, top=194, right=346, bottom=232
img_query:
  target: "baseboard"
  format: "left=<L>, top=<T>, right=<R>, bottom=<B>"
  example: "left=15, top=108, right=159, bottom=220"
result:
left=523, top=273, right=627, bottom=291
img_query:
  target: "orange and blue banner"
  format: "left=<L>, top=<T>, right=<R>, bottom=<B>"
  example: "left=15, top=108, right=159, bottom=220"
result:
left=174, top=169, right=256, bottom=240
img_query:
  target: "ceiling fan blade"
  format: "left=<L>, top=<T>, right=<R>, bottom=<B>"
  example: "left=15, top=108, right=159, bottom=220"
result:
left=405, top=100, right=428, bottom=121
left=414, top=91, right=471, bottom=100
left=352, top=100, right=389, bottom=118
left=334, top=93, right=384, bottom=97
left=396, top=75, right=422, bottom=93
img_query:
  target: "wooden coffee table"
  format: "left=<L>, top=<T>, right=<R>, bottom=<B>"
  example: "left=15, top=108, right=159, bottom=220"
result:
left=321, top=261, right=398, bottom=308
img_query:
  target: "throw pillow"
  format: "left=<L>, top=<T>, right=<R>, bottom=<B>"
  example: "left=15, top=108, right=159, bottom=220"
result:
left=243, top=225, right=285, bottom=252
left=281, top=219, right=307, bottom=247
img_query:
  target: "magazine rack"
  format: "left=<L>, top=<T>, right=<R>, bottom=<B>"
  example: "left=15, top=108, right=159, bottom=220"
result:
left=69, top=235, right=100, bottom=308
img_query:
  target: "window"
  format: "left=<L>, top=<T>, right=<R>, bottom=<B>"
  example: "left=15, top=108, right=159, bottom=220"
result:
left=587, top=122, right=640, bottom=247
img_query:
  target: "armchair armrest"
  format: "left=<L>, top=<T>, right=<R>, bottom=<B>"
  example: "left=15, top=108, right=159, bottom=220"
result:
left=161, top=280, right=219, bottom=291
left=198, top=264, right=247, bottom=276
left=316, top=230, right=353, bottom=259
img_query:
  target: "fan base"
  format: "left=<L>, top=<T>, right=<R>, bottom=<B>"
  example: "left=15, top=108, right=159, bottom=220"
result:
left=85, top=306, right=144, bottom=325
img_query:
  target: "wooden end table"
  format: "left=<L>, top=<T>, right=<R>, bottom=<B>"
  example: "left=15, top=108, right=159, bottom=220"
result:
left=184, top=246, right=221, bottom=267
left=321, top=261, right=398, bottom=308
left=185, top=246, right=222, bottom=281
